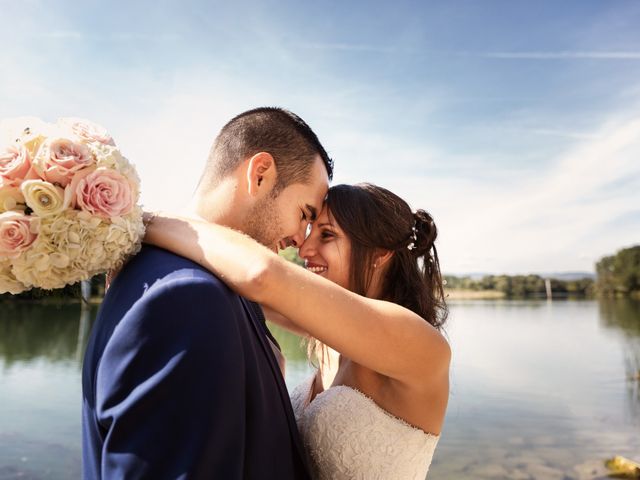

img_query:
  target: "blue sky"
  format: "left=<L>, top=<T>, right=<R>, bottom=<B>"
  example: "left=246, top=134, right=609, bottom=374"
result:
left=1, top=0, right=639, bottom=274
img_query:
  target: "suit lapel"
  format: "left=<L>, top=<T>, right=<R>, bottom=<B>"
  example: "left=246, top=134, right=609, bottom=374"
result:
left=239, top=298, right=309, bottom=466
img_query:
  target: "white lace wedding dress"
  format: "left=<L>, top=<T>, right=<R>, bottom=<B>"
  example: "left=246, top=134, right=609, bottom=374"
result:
left=291, top=375, right=439, bottom=480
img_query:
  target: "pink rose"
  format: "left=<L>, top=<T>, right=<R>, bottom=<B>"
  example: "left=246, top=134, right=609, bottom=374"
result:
left=57, top=118, right=115, bottom=146
left=72, top=168, right=134, bottom=218
left=0, top=211, right=38, bottom=259
left=33, top=137, right=94, bottom=187
left=0, top=144, right=32, bottom=187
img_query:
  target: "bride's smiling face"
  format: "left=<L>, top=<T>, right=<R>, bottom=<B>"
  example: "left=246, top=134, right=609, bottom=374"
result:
left=298, top=206, right=351, bottom=290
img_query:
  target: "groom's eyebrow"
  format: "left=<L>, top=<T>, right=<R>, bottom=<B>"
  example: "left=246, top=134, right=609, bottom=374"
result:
left=306, top=204, right=318, bottom=221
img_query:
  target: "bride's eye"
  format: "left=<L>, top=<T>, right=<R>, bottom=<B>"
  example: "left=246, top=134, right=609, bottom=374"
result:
left=321, top=230, right=335, bottom=240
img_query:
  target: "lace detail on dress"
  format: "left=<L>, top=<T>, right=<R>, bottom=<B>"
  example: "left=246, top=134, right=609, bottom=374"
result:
left=290, top=376, right=439, bottom=480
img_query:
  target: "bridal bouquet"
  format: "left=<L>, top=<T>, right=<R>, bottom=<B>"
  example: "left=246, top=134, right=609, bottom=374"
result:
left=0, top=117, right=145, bottom=294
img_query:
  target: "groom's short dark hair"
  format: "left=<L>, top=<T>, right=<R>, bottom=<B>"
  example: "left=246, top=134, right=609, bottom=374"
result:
left=203, top=107, right=333, bottom=190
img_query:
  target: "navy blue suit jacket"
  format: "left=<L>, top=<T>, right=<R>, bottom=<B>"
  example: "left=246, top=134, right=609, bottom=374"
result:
left=82, top=246, right=310, bottom=479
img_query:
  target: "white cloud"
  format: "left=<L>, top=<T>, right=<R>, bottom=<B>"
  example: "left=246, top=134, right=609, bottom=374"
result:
left=379, top=111, right=640, bottom=274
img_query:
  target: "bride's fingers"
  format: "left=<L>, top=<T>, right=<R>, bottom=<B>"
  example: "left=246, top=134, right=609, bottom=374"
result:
left=106, top=266, right=122, bottom=291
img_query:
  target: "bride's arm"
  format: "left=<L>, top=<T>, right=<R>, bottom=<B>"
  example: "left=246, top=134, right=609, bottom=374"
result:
left=262, top=306, right=309, bottom=337
left=144, top=214, right=450, bottom=387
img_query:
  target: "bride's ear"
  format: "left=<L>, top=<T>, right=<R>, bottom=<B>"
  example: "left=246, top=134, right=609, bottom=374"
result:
left=246, top=152, right=277, bottom=196
left=372, top=250, right=393, bottom=269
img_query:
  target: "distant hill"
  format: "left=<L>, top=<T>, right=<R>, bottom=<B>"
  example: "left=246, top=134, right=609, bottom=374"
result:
left=542, top=272, right=595, bottom=281
left=446, top=272, right=595, bottom=280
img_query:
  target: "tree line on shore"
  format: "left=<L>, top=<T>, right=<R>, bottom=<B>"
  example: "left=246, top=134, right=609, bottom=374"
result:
left=444, top=274, right=594, bottom=298
left=595, top=245, right=640, bottom=298
left=445, top=245, right=639, bottom=299
left=1, top=245, right=638, bottom=302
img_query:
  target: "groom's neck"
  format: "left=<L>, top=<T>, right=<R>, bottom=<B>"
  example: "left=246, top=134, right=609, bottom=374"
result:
left=188, top=181, right=246, bottom=230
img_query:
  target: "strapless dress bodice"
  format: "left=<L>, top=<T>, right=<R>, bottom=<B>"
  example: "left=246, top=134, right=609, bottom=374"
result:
left=290, top=375, right=439, bottom=480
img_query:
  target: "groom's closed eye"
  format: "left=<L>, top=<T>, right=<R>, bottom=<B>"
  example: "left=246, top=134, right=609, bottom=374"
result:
left=305, top=204, right=318, bottom=222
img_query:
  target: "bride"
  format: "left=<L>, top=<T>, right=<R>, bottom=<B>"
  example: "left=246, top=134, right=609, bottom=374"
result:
left=144, top=182, right=450, bottom=480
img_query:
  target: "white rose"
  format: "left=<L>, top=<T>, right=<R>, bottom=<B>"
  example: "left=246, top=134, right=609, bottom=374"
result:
left=0, top=187, right=26, bottom=213
left=7, top=176, right=143, bottom=290
left=21, top=180, right=71, bottom=217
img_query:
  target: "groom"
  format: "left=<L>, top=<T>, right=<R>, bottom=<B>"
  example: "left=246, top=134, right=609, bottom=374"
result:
left=82, top=107, right=333, bottom=479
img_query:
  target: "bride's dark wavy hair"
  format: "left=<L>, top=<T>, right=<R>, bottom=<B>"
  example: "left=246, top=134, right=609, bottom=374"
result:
left=325, top=183, right=448, bottom=330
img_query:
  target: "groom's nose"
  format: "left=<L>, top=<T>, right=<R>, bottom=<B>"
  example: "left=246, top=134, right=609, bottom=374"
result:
left=287, top=223, right=308, bottom=249
left=298, top=234, right=316, bottom=259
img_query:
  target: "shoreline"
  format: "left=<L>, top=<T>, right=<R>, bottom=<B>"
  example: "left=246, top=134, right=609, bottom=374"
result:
left=0, top=291, right=629, bottom=304
left=445, top=289, right=506, bottom=300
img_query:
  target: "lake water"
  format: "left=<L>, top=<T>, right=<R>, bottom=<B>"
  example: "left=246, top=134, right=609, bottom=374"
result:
left=0, top=299, right=638, bottom=479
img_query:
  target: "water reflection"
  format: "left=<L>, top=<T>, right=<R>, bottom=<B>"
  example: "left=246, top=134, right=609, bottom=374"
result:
left=431, top=299, right=640, bottom=479
left=76, top=304, right=93, bottom=364
left=599, top=299, right=640, bottom=337
left=0, top=303, right=96, bottom=369
left=0, top=302, right=93, bottom=479
left=599, top=299, right=640, bottom=424
left=0, top=299, right=639, bottom=480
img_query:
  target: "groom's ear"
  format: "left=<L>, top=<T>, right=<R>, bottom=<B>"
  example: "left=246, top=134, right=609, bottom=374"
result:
left=246, top=152, right=277, bottom=196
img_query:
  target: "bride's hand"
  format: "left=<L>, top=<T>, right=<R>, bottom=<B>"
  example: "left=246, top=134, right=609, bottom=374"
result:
left=142, top=210, right=160, bottom=229
left=105, top=267, right=120, bottom=291
left=141, top=211, right=275, bottom=302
